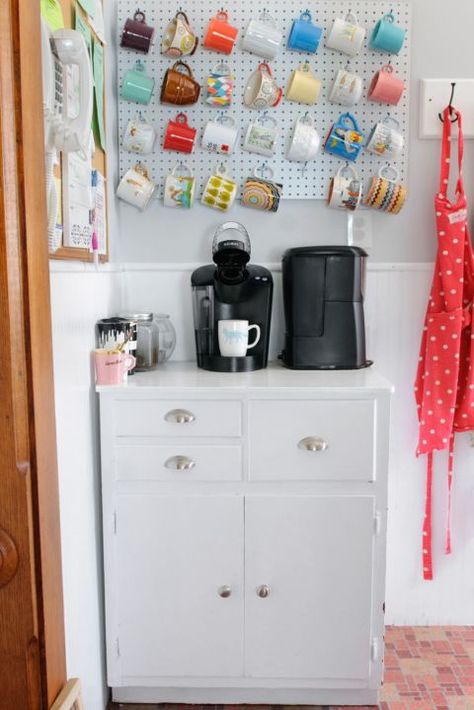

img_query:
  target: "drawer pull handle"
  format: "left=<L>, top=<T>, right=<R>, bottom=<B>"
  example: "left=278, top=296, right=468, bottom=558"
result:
left=164, top=409, right=196, bottom=424
left=298, top=436, right=328, bottom=453
left=256, top=584, right=271, bottom=598
left=218, top=585, right=232, bottom=598
left=164, top=456, right=196, bottom=471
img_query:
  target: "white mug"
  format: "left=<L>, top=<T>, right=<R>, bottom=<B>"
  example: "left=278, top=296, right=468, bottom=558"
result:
left=243, top=115, right=278, bottom=157
left=242, top=12, right=283, bottom=60
left=202, top=115, right=239, bottom=155
left=328, top=68, right=363, bottom=106
left=218, top=319, right=261, bottom=357
left=366, top=117, right=404, bottom=159
left=122, top=115, right=156, bottom=154
left=326, top=12, right=366, bottom=56
left=243, top=63, right=282, bottom=110
left=116, top=164, right=155, bottom=210
left=286, top=114, right=320, bottom=162
left=163, top=162, right=195, bottom=208
left=327, top=164, right=361, bottom=211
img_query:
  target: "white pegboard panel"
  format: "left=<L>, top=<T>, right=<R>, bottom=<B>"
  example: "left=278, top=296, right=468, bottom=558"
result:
left=117, top=1, right=411, bottom=200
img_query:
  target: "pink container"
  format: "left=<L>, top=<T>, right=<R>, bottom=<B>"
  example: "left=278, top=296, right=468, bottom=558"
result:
left=367, top=64, right=404, bottom=105
left=94, top=350, right=136, bottom=385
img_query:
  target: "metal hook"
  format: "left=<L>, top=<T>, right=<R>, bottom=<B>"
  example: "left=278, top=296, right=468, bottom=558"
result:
left=438, top=82, right=458, bottom=123
left=300, top=161, right=308, bottom=174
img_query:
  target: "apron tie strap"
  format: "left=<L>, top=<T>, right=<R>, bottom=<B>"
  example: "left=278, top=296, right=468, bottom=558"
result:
left=445, top=434, right=455, bottom=554
left=423, top=453, right=434, bottom=580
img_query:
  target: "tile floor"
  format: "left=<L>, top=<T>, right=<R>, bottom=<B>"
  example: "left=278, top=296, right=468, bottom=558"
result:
left=109, top=626, right=474, bottom=710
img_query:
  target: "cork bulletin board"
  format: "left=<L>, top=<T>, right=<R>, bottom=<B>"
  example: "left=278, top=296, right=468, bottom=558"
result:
left=50, top=0, right=109, bottom=262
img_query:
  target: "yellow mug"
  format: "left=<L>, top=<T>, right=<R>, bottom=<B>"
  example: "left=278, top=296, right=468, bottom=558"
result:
left=286, top=63, right=321, bottom=105
left=201, top=166, right=237, bottom=212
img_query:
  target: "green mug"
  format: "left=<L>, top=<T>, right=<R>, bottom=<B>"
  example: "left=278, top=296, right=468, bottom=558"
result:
left=121, top=60, right=155, bottom=104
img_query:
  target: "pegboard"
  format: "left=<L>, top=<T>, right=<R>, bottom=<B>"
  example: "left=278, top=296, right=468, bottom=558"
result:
left=117, top=1, right=411, bottom=200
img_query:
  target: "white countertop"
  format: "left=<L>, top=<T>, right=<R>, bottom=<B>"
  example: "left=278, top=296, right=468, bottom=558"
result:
left=96, top=361, right=394, bottom=394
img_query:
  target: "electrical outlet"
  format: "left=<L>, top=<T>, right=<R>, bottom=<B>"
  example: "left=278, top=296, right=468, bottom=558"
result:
left=347, top=211, right=373, bottom=251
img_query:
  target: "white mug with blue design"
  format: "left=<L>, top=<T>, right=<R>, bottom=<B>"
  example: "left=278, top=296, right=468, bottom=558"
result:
left=218, top=319, right=261, bottom=357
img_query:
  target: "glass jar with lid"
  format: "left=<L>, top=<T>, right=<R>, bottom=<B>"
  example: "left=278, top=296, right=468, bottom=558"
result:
left=121, top=313, right=159, bottom=371
left=154, top=314, right=176, bottom=363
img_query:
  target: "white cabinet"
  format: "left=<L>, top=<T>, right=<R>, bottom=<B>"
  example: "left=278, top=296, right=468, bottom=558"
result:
left=99, top=363, right=392, bottom=705
left=115, top=494, right=244, bottom=679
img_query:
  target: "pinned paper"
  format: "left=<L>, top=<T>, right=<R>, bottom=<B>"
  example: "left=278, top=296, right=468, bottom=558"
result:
left=40, top=0, right=64, bottom=31
left=75, top=9, right=92, bottom=58
left=92, top=39, right=106, bottom=150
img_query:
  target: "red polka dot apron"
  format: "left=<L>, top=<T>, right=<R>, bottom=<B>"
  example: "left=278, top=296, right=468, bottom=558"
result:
left=415, top=107, right=474, bottom=580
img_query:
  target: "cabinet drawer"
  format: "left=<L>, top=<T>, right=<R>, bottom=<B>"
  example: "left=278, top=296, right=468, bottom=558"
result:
left=114, top=399, right=242, bottom=438
left=249, top=400, right=375, bottom=482
left=115, top=444, right=242, bottom=482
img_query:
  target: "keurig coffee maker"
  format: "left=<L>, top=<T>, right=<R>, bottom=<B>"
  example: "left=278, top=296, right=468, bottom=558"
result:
left=280, top=246, right=370, bottom=369
left=191, top=222, right=273, bottom=372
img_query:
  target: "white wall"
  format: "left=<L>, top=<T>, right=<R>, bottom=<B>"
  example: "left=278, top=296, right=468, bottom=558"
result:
left=108, top=0, right=474, bottom=264
left=50, top=264, right=122, bottom=710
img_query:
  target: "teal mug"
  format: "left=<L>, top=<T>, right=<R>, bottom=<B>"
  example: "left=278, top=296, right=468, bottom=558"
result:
left=121, top=60, right=155, bottom=104
left=369, top=12, right=406, bottom=55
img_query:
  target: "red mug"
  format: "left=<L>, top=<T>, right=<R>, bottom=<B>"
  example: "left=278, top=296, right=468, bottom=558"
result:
left=163, top=113, right=197, bottom=153
left=203, top=11, right=238, bottom=54
left=367, top=64, right=405, bottom=105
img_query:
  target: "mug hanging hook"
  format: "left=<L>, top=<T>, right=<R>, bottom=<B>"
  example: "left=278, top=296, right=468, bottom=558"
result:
left=438, top=82, right=458, bottom=123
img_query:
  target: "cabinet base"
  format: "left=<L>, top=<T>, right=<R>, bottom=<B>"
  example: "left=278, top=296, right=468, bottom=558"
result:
left=112, top=686, right=379, bottom=705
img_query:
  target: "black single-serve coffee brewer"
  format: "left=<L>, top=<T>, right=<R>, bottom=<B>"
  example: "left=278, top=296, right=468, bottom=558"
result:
left=280, top=246, right=370, bottom=369
left=191, top=223, right=273, bottom=372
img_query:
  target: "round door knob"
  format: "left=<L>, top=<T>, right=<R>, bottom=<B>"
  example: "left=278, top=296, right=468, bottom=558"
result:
left=256, top=584, right=270, bottom=598
left=218, top=585, right=232, bottom=598
left=0, top=528, right=19, bottom=588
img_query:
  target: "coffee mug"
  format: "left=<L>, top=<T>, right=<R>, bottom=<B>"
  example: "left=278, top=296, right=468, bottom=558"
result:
left=163, top=112, right=196, bottom=153
left=327, top=164, right=361, bottom=211
left=286, top=62, right=321, bottom=105
left=121, top=10, right=155, bottom=54
left=218, top=320, right=261, bottom=357
left=368, top=64, right=405, bottom=105
left=366, top=116, right=403, bottom=159
left=243, top=114, right=278, bottom=157
left=324, top=112, right=364, bottom=162
left=242, top=166, right=282, bottom=212
left=286, top=114, right=320, bottom=162
left=203, top=11, right=238, bottom=54
left=160, top=61, right=201, bottom=106
left=201, top=165, right=238, bottom=212
left=94, top=349, right=136, bottom=386
left=328, top=68, right=363, bottom=106
left=206, top=62, right=234, bottom=107
left=122, top=115, right=156, bottom=154
left=202, top=114, right=239, bottom=155
left=365, top=165, right=407, bottom=214
left=116, top=163, right=156, bottom=210
left=369, top=12, right=406, bottom=55
left=243, top=62, right=282, bottom=110
left=326, top=12, right=366, bottom=56
left=287, top=10, right=323, bottom=53
left=121, top=61, right=155, bottom=104
left=242, top=12, right=283, bottom=60
left=164, top=163, right=195, bottom=208
left=161, top=11, right=198, bottom=57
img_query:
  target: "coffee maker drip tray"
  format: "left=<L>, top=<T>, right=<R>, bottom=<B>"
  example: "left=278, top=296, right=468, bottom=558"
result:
left=198, top=354, right=263, bottom=373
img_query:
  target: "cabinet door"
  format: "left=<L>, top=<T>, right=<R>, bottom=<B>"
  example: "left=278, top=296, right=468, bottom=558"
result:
left=116, top=495, right=244, bottom=678
left=245, top=496, right=375, bottom=680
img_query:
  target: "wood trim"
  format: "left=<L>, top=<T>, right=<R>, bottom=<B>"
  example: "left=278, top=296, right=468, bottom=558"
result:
left=0, top=0, right=66, bottom=707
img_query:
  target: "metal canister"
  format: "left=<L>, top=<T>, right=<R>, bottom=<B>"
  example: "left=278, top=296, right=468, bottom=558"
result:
left=96, top=318, right=138, bottom=375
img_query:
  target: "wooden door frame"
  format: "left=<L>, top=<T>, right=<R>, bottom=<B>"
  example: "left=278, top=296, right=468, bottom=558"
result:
left=0, top=0, right=66, bottom=707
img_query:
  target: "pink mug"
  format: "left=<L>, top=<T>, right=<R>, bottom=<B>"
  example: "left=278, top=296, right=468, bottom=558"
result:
left=94, top=350, right=136, bottom=385
left=367, top=64, right=404, bottom=105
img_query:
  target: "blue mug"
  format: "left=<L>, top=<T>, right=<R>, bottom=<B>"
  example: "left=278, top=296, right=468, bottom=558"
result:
left=287, top=10, right=323, bottom=53
left=324, top=113, right=364, bottom=162
left=369, top=12, right=406, bottom=54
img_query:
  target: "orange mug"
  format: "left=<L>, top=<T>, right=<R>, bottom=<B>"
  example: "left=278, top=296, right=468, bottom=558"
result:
left=203, top=11, right=238, bottom=54
left=367, top=64, right=404, bottom=105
